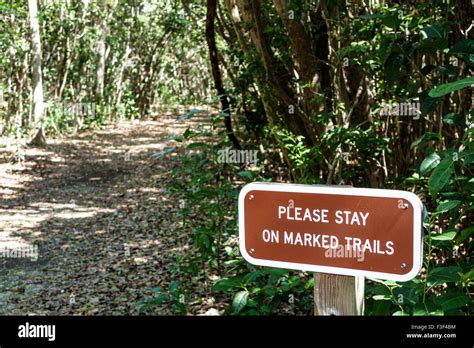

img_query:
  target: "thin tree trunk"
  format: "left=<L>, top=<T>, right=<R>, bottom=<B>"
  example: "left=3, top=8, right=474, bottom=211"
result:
left=96, top=11, right=108, bottom=104
left=206, top=0, right=241, bottom=150
left=112, top=42, right=131, bottom=119
left=28, top=0, right=46, bottom=146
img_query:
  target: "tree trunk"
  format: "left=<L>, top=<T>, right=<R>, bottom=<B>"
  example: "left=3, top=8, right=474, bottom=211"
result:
left=96, top=5, right=108, bottom=105
left=112, top=41, right=131, bottom=120
left=28, top=0, right=46, bottom=146
left=206, top=0, right=242, bottom=150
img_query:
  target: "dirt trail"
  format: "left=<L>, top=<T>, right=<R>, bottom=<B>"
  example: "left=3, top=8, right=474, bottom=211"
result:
left=0, top=115, right=209, bottom=315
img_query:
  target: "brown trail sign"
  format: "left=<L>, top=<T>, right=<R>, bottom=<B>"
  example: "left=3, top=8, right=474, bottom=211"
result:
left=239, top=183, right=423, bottom=281
left=238, top=182, right=423, bottom=282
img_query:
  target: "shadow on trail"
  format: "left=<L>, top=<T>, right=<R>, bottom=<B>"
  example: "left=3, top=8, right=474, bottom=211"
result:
left=0, top=115, right=213, bottom=315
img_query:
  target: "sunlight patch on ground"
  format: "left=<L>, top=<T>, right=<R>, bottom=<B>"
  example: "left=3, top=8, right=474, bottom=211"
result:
left=28, top=202, right=116, bottom=219
left=0, top=202, right=116, bottom=255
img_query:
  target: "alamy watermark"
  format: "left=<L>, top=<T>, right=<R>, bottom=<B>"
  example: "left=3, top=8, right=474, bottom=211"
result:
left=380, top=101, right=421, bottom=120
left=0, top=245, right=38, bottom=261
left=324, top=244, right=365, bottom=262
left=48, top=101, right=96, bottom=119
left=217, top=147, right=258, bottom=165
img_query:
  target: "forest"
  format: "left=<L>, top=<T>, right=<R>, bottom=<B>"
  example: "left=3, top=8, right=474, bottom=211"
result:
left=0, top=0, right=472, bottom=316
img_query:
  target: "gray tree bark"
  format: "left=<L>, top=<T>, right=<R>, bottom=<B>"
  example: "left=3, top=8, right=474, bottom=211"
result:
left=28, top=0, right=46, bottom=146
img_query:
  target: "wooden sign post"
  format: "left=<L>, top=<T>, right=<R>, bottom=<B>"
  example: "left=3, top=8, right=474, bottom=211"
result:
left=313, top=273, right=365, bottom=315
left=238, top=182, right=423, bottom=315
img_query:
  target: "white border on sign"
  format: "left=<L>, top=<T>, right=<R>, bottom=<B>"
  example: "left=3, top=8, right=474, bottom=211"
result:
left=238, top=182, right=423, bottom=282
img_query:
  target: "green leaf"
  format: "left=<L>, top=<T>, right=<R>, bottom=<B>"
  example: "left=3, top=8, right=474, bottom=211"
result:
left=213, top=277, right=242, bottom=292
left=150, top=293, right=168, bottom=305
left=183, top=128, right=192, bottom=139
left=413, top=308, right=444, bottom=316
left=413, top=304, right=444, bottom=316
left=450, top=39, right=474, bottom=55
left=429, top=158, right=453, bottom=195
left=421, top=22, right=449, bottom=40
left=238, top=171, right=253, bottom=180
left=246, top=299, right=258, bottom=309
left=371, top=279, right=399, bottom=287
left=373, top=294, right=391, bottom=300
left=261, top=268, right=289, bottom=276
left=263, top=287, right=277, bottom=297
left=231, top=290, right=249, bottom=314
left=412, top=308, right=429, bottom=315
left=224, top=259, right=243, bottom=266
left=449, top=39, right=474, bottom=66
left=384, top=49, right=404, bottom=83
left=187, top=142, right=207, bottom=149
left=420, top=152, right=441, bottom=175
left=433, top=293, right=470, bottom=311
left=458, top=226, right=474, bottom=242
left=381, top=14, right=402, bottom=29
left=419, top=22, right=450, bottom=50
left=243, top=270, right=264, bottom=283
left=462, top=269, right=474, bottom=281
left=429, top=266, right=462, bottom=285
left=260, top=305, right=274, bottom=314
left=411, top=132, right=441, bottom=149
left=371, top=300, right=392, bottom=315
left=168, top=280, right=180, bottom=296
left=436, top=200, right=461, bottom=213
left=443, top=112, right=467, bottom=128
left=429, top=77, right=474, bottom=98
left=437, top=65, right=457, bottom=77
left=144, top=287, right=168, bottom=306
left=420, top=95, right=442, bottom=116
left=359, top=12, right=401, bottom=29
left=430, top=231, right=457, bottom=240
left=461, top=153, right=474, bottom=167
left=250, top=288, right=262, bottom=295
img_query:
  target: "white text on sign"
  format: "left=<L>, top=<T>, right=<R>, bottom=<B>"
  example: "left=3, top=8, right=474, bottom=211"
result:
left=269, top=201, right=394, bottom=255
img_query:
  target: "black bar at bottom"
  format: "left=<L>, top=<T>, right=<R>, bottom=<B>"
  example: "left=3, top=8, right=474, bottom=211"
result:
left=0, top=316, right=471, bottom=346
